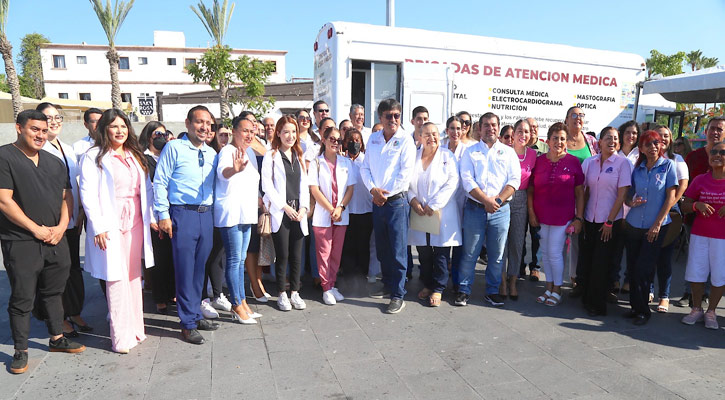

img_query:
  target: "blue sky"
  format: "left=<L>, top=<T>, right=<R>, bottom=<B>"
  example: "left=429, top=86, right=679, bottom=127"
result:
left=4, top=0, right=724, bottom=80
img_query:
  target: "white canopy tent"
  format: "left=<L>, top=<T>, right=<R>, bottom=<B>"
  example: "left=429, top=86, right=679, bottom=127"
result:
left=642, top=66, right=725, bottom=103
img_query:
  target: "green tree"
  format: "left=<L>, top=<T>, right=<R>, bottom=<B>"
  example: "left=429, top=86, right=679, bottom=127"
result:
left=701, top=57, right=719, bottom=69
left=0, top=73, right=10, bottom=92
left=0, top=0, right=23, bottom=119
left=645, top=50, right=686, bottom=78
left=90, top=0, right=134, bottom=109
left=17, top=32, right=50, bottom=99
left=190, top=0, right=235, bottom=119
left=686, top=49, right=703, bottom=71
left=187, top=45, right=275, bottom=122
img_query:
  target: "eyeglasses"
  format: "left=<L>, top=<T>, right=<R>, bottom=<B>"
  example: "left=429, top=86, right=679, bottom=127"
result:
left=153, top=130, right=169, bottom=138
left=460, top=120, right=471, bottom=126
left=570, top=113, right=586, bottom=120
left=710, top=149, right=725, bottom=156
left=297, top=116, right=311, bottom=122
left=328, top=137, right=343, bottom=145
left=644, top=140, right=660, bottom=147
left=316, top=108, right=330, bottom=114
left=198, top=149, right=204, bottom=167
left=384, top=113, right=401, bottom=121
left=46, top=115, right=64, bottom=122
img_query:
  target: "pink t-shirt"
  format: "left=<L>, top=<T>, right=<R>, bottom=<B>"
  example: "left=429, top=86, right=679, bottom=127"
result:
left=325, top=157, right=338, bottom=206
left=684, top=173, right=725, bottom=239
left=581, top=154, right=632, bottom=223
left=532, top=153, right=584, bottom=226
left=518, top=148, right=537, bottom=190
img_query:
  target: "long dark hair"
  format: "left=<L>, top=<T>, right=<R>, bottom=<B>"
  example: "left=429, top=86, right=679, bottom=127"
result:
left=139, top=121, right=165, bottom=151
left=318, top=126, right=340, bottom=156
left=94, top=108, right=147, bottom=174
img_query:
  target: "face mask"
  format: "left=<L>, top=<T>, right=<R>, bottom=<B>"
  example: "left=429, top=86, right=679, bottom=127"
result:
left=347, top=141, right=361, bottom=155
left=152, top=137, right=167, bottom=151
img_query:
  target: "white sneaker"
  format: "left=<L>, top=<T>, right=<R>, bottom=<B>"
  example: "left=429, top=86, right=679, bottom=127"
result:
left=200, top=298, right=219, bottom=319
left=322, top=290, right=337, bottom=305
left=277, top=292, right=292, bottom=311
left=211, top=294, right=232, bottom=312
left=290, top=292, right=307, bottom=310
left=331, top=287, right=345, bottom=302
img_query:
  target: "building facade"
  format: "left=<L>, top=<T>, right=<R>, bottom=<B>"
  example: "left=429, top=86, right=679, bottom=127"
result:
left=40, top=31, right=286, bottom=117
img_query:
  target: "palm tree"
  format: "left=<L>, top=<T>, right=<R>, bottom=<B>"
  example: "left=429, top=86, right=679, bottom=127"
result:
left=0, top=0, right=23, bottom=119
left=701, top=57, right=719, bottom=69
left=191, top=0, right=235, bottom=119
left=90, top=0, right=134, bottom=109
left=686, top=50, right=703, bottom=71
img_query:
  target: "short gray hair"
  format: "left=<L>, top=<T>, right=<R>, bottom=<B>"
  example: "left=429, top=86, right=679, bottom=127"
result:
left=349, top=104, right=364, bottom=115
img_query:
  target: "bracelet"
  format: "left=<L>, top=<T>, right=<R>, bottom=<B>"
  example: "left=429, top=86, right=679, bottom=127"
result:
left=574, top=217, right=584, bottom=223
left=603, top=221, right=613, bottom=228
left=692, top=202, right=698, bottom=213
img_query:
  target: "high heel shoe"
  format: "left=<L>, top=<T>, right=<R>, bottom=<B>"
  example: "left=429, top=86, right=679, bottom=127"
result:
left=230, top=308, right=257, bottom=325
left=68, top=317, right=93, bottom=333
left=250, top=283, right=270, bottom=303
left=248, top=312, right=263, bottom=319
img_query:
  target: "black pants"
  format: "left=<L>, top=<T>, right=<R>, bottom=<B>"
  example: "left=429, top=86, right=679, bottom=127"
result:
left=417, top=234, right=450, bottom=293
left=579, top=221, right=618, bottom=314
left=150, top=228, right=175, bottom=304
left=341, top=213, right=373, bottom=276
left=62, top=229, right=84, bottom=317
left=272, top=214, right=304, bottom=292
left=608, top=219, right=628, bottom=290
left=625, top=222, right=668, bottom=317
left=2, top=239, right=70, bottom=350
left=203, top=227, right=225, bottom=299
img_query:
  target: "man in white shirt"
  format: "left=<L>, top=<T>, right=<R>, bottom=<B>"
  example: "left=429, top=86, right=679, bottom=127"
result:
left=410, top=106, right=429, bottom=147
left=455, top=112, right=521, bottom=307
left=360, top=98, right=416, bottom=314
left=349, top=104, right=372, bottom=144
left=72, top=108, right=102, bottom=161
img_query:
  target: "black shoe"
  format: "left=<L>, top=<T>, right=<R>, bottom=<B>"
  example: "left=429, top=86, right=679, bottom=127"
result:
left=454, top=292, right=469, bottom=306
left=369, top=287, right=391, bottom=299
left=9, top=350, right=28, bottom=374
left=509, top=294, right=519, bottom=301
left=68, top=317, right=93, bottom=333
left=606, top=292, right=619, bottom=304
left=62, top=329, right=79, bottom=338
left=49, top=337, right=86, bottom=353
left=569, top=285, right=584, bottom=299
left=182, top=329, right=205, bottom=345
left=479, top=254, right=488, bottom=265
left=633, top=314, right=650, bottom=326
left=623, top=309, right=638, bottom=319
left=484, top=294, right=505, bottom=307
left=386, top=299, right=405, bottom=314
left=197, top=319, right=220, bottom=331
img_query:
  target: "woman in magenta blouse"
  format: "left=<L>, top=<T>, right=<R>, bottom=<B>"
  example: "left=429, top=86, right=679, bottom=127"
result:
left=577, top=127, right=631, bottom=316
left=501, top=119, right=537, bottom=300
left=527, top=122, right=585, bottom=306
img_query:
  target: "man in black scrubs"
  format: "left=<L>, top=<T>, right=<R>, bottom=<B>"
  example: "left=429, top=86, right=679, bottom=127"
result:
left=0, top=110, right=85, bottom=374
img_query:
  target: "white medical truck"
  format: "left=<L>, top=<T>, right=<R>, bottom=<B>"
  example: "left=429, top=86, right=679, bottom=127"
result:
left=313, top=21, right=671, bottom=135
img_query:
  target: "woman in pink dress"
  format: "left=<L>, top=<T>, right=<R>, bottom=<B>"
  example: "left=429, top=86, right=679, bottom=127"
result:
left=79, top=109, right=155, bottom=354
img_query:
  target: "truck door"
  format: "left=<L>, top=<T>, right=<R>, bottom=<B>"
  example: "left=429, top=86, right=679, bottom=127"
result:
left=400, top=63, right=453, bottom=133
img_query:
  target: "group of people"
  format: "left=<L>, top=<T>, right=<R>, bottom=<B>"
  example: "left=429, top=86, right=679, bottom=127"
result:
left=1, top=97, right=724, bottom=374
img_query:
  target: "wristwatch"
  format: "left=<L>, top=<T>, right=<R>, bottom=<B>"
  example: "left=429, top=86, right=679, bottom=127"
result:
left=340, top=205, right=346, bottom=211
left=606, top=220, right=613, bottom=225
left=495, top=198, right=503, bottom=206
left=574, top=217, right=584, bottom=223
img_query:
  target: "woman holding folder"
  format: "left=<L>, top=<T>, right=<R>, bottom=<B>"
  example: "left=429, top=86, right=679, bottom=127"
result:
left=408, top=122, right=461, bottom=307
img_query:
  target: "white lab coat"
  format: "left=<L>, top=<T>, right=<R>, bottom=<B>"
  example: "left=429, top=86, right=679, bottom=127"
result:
left=79, top=147, right=155, bottom=282
left=43, top=140, right=80, bottom=228
left=308, top=154, right=356, bottom=227
left=407, top=146, right=461, bottom=247
left=261, top=149, right=309, bottom=235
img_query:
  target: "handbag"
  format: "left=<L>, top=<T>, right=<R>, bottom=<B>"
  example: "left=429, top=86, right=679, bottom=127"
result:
left=258, top=234, right=276, bottom=266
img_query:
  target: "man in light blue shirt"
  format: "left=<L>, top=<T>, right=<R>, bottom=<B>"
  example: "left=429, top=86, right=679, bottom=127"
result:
left=154, top=105, right=219, bottom=344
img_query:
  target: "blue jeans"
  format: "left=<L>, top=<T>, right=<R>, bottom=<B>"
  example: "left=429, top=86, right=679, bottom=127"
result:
left=220, top=224, right=252, bottom=306
left=457, top=201, right=511, bottom=295
left=372, top=196, right=410, bottom=299
left=169, top=206, right=214, bottom=330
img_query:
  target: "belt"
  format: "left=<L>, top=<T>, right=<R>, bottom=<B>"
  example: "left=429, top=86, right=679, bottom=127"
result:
left=173, top=204, right=211, bottom=213
left=386, top=192, right=406, bottom=202
left=467, top=198, right=486, bottom=209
